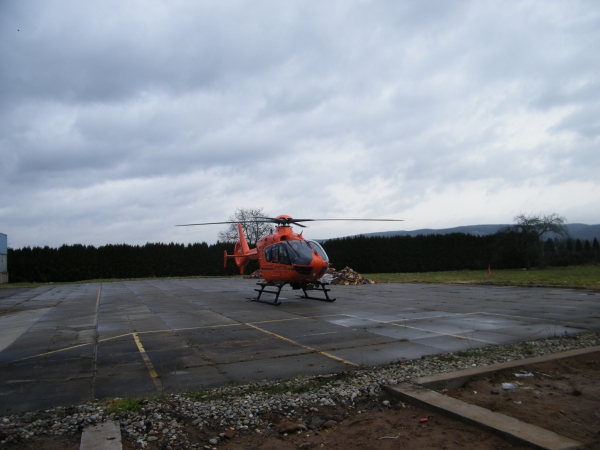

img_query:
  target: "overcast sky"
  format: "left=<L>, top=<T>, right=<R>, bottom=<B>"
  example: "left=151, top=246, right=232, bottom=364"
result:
left=2, top=1, right=599, bottom=249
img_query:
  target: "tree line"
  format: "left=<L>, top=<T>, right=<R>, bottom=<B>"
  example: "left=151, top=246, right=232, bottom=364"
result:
left=7, top=233, right=598, bottom=283
left=323, top=233, right=600, bottom=274
left=7, top=242, right=258, bottom=283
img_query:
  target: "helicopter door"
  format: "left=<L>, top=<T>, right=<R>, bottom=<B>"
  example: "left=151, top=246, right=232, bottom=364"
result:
left=264, top=245, right=273, bottom=262
left=279, top=244, right=291, bottom=265
left=264, top=243, right=292, bottom=265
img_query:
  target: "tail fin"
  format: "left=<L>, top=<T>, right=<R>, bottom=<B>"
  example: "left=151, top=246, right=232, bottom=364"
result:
left=237, top=223, right=251, bottom=254
left=223, top=223, right=257, bottom=274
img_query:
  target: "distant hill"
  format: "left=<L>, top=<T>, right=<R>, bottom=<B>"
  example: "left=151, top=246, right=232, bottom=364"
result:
left=326, top=223, right=600, bottom=242
left=562, top=224, right=600, bottom=242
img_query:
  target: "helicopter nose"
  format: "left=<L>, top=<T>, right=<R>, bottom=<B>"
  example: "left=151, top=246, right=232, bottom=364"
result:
left=317, top=265, right=328, bottom=277
left=313, top=257, right=328, bottom=277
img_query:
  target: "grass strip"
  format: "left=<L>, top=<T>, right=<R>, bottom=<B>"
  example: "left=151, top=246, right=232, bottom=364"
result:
left=2, top=266, right=599, bottom=290
left=367, top=265, right=600, bottom=290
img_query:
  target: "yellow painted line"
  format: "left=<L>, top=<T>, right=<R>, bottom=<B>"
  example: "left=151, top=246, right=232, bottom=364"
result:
left=308, top=314, right=348, bottom=318
left=99, top=332, right=140, bottom=342
left=387, top=313, right=471, bottom=323
left=343, top=314, right=498, bottom=345
left=468, top=312, right=576, bottom=327
left=93, top=285, right=101, bottom=358
left=246, top=323, right=358, bottom=367
left=95, top=286, right=101, bottom=316
left=247, top=314, right=347, bottom=325
left=3, top=286, right=103, bottom=366
left=334, top=313, right=470, bottom=324
left=0, top=342, right=93, bottom=365
left=103, top=322, right=241, bottom=337
left=0, top=323, right=246, bottom=365
left=250, top=317, right=303, bottom=325
left=469, top=311, right=561, bottom=322
left=386, top=322, right=497, bottom=345
left=133, top=332, right=163, bottom=392
left=161, top=313, right=346, bottom=329
left=169, top=323, right=242, bottom=332
left=2, top=310, right=498, bottom=368
left=2, top=313, right=350, bottom=365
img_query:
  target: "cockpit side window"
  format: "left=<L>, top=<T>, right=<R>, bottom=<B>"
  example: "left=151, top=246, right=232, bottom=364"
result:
left=264, top=245, right=273, bottom=262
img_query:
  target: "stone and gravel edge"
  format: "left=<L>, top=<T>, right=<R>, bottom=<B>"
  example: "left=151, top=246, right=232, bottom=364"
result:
left=1, top=331, right=599, bottom=449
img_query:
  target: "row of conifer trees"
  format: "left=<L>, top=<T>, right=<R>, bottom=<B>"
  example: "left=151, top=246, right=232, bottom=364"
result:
left=7, top=233, right=599, bottom=283
left=8, top=242, right=248, bottom=283
left=323, top=234, right=600, bottom=274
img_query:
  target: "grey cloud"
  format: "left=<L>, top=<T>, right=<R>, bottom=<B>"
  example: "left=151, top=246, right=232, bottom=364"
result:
left=1, top=2, right=331, bottom=103
left=2, top=0, right=600, bottom=248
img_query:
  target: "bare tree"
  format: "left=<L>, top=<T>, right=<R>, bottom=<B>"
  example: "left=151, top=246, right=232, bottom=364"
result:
left=217, top=207, right=273, bottom=246
left=499, top=213, right=569, bottom=269
left=507, top=213, right=568, bottom=237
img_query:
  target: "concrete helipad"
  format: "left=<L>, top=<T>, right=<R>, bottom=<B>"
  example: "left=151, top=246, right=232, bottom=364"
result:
left=0, top=278, right=599, bottom=414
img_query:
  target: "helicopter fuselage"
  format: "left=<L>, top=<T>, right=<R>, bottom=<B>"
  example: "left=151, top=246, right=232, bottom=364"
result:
left=226, top=220, right=330, bottom=284
left=256, top=226, right=329, bottom=283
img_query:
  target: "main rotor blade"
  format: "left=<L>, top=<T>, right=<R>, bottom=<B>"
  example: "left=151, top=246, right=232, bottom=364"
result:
left=291, top=219, right=404, bottom=223
left=177, top=218, right=404, bottom=227
left=176, top=220, right=274, bottom=227
left=253, top=217, right=404, bottom=224
left=254, top=217, right=292, bottom=224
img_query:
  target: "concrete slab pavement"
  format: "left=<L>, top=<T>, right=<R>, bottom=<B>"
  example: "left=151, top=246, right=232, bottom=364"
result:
left=0, top=278, right=599, bottom=414
left=80, top=421, right=122, bottom=450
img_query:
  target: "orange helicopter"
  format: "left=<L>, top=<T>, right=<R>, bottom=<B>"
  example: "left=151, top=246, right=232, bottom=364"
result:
left=177, top=215, right=403, bottom=305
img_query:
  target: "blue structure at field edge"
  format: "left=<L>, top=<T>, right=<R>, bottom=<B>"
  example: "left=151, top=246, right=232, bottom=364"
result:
left=0, top=233, right=7, bottom=283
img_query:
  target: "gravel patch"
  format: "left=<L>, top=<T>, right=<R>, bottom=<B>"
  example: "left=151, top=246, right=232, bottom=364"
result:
left=1, top=331, right=598, bottom=448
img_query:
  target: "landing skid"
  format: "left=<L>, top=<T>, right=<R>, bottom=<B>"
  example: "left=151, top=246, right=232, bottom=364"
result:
left=297, top=281, right=336, bottom=302
left=250, top=281, right=336, bottom=305
left=250, top=282, right=286, bottom=305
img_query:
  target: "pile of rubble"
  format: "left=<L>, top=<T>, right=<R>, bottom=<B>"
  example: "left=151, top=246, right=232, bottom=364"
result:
left=321, top=267, right=376, bottom=285
left=244, top=269, right=263, bottom=279
left=244, top=266, right=375, bottom=285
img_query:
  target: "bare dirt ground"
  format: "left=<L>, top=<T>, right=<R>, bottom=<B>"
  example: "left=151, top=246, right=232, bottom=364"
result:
left=0, top=434, right=80, bottom=450
left=213, top=397, right=534, bottom=450
left=0, top=433, right=139, bottom=450
left=5, top=393, right=534, bottom=450
left=445, top=351, right=600, bottom=449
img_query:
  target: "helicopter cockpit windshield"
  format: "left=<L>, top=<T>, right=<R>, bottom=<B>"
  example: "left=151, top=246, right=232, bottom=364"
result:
left=264, top=240, right=329, bottom=266
left=286, top=240, right=314, bottom=265
left=264, top=241, right=313, bottom=265
left=306, top=240, right=329, bottom=263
